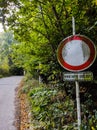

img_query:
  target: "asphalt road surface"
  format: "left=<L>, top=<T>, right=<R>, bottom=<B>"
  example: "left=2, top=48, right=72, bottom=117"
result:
left=0, top=76, right=23, bottom=130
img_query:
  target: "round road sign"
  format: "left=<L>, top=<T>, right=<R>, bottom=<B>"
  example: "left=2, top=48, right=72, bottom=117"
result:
left=57, top=35, right=96, bottom=72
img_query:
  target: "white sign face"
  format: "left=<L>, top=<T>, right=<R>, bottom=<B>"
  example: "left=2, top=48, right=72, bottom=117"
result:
left=63, top=72, right=93, bottom=81
left=62, top=40, right=90, bottom=66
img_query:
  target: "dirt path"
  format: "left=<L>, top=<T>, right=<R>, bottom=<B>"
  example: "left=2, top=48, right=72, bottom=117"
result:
left=0, top=76, right=23, bottom=130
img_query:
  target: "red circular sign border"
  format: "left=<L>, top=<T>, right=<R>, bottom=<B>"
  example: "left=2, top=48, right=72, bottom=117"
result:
left=57, top=35, right=96, bottom=72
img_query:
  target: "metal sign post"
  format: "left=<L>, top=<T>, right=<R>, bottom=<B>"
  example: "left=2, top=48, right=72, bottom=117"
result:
left=57, top=17, right=96, bottom=130
left=72, top=16, right=75, bottom=35
left=75, top=81, right=81, bottom=130
left=72, top=16, right=81, bottom=130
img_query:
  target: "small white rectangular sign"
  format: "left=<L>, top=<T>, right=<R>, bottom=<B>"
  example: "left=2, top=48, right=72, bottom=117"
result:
left=63, top=72, right=93, bottom=81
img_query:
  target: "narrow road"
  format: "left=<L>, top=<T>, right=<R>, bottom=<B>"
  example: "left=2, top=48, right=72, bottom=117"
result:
left=0, top=76, right=23, bottom=130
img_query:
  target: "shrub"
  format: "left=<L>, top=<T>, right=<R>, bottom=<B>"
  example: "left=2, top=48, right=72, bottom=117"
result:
left=28, top=86, right=75, bottom=130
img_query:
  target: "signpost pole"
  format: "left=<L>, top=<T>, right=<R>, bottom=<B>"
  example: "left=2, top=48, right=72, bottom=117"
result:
left=72, top=16, right=81, bottom=130
left=72, top=16, right=75, bottom=35
left=75, top=81, right=81, bottom=130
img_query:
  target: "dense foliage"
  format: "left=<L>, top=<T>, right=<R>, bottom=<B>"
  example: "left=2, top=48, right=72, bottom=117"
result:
left=0, top=31, right=23, bottom=76
left=2, top=0, right=97, bottom=82
left=22, top=77, right=97, bottom=130
left=0, top=32, right=14, bottom=76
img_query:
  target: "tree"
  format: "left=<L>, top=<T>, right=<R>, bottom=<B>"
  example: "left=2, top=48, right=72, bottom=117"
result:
left=0, top=0, right=20, bottom=31
left=1, top=0, right=97, bottom=81
left=10, top=1, right=97, bottom=79
left=0, top=31, right=23, bottom=76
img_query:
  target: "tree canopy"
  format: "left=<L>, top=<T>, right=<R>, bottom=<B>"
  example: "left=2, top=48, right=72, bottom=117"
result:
left=0, top=0, right=97, bottom=81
